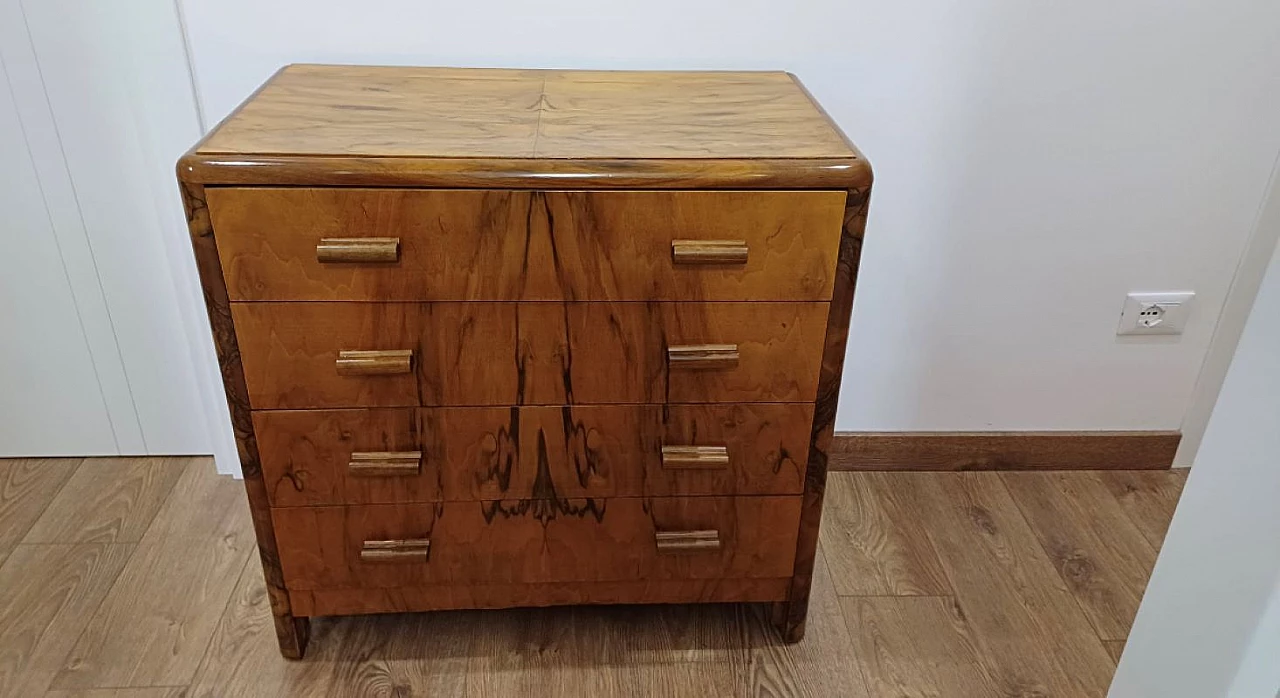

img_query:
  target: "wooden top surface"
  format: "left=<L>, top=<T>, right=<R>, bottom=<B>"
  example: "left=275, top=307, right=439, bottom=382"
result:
left=198, top=64, right=854, bottom=159
left=183, top=65, right=870, bottom=188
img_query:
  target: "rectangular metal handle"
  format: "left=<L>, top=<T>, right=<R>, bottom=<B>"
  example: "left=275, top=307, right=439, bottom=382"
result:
left=661, top=445, right=730, bottom=469
left=667, top=344, right=739, bottom=370
left=348, top=451, right=422, bottom=477
left=671, top=240, right=748, bottom=264
left=360, top=538, right=430, bottom=563
left=335, top=349, right=412, bottom=376
left=655, top=529, right=721, bottom=552
left=317, top=237, right=400, bottom=263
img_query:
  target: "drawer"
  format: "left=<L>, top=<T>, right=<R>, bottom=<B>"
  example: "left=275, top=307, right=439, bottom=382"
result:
left=207, top=188, right=846, bottom=302
left=272, top=495, right=802, bottom=589
left=231, top=301, right=827, bottom=408
left=253, top=404, right=813, bottom=506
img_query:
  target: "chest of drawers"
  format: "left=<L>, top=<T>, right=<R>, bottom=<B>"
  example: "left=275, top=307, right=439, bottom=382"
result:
left=177, top=64, right=871, bottom=658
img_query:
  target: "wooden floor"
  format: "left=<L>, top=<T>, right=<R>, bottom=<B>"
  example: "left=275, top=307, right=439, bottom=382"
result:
left=0, top=457, right=1186, bottom=697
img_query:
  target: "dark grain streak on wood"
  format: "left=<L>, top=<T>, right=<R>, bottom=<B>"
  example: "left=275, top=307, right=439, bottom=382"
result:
left=776, top=182, right=870, bottom=642
left=180, top=181, right=310, bottom=659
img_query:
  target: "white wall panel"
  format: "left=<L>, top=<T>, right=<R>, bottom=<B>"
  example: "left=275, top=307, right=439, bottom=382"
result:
left=0, top=54, right=117, bottom=456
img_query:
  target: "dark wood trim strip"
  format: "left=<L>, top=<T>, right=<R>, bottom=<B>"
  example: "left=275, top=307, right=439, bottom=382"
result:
left=180, top=181, right=310, bottom=659
left=291, top=578, right=789, bottom=617
left=774, top=178, right=872, bottom=643
left=178, top=154, right=872, bottom=190
left=829, top=431, right=1181, bottom=471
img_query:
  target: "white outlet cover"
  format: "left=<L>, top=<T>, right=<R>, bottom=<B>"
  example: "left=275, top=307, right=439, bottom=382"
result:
left=1118, top=291, right=1195, bottom=336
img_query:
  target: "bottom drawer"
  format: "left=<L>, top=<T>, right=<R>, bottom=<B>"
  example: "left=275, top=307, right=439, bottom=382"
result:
left=273, top=496, right=801, bottom=590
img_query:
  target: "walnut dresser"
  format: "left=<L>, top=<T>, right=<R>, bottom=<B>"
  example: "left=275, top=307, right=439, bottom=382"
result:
left=177, top=64, right=872, bottom=659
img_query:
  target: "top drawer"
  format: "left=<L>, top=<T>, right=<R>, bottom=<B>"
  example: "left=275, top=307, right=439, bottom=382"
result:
left=206, top=189, right=846, bottom=302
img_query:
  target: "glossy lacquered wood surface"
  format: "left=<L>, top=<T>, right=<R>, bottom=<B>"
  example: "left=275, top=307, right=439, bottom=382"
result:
left=252, top=404, right=812, bottom=506
left=207, top=188, right=845, bottom=302
left=196, top=66, right=854, bottom=160
left=272, top=495, right=802, bottom=589
left=178, top=66, right=871, bottom=189
left=230, top=301, right=828, bottom=408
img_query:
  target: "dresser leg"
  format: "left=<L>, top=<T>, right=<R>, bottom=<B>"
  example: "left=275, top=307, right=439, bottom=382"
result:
left=771, top=601, right=808, bottom=643
left=274, top=613, right=310, bottom=659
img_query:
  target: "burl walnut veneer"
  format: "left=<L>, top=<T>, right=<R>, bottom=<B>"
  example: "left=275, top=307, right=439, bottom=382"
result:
left=177, top=64, right=871, bottom=658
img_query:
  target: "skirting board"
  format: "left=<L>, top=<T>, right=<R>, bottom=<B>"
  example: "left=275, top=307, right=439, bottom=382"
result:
left=830, top=431, right=1181, bottom=471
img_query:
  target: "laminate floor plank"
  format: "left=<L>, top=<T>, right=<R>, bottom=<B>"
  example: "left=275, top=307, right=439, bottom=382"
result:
left=1001, top=471, right=1158, bottom=641
left=739, top=547, right=872, bottom=698
left=461, top=607, right=593, bottom=697
left=1098, top=469, right=1189, bottom=551
left=820, top=472, right=952, bottom=596
left=896, top=472, right=1116, bottom=697
left=44, top=689, right=190, bottom=697
left=0, top=459, right=79, bottom=564
left=188, top=556, right=351, bottom=698
left=1104, top=640, right=1127, bottom=664
left=0, top=543, right=134, bottom=697
left=24, top=458, right=187, bottom=544
left=842, top=595, right=999, bottom=697
left=52, top=459, right=255, bottom=690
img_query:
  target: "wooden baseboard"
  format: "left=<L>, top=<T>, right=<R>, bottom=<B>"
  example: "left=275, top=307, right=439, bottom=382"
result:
left=830, top=431, right=1180, bottom=471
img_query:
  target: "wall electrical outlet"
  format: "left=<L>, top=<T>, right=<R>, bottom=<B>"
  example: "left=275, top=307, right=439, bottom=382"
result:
left=1117, top=292, right=1194, bottom=336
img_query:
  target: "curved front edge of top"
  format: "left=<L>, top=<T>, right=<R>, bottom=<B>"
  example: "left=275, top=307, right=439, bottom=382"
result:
left=176, top=154, right=873, bottom=191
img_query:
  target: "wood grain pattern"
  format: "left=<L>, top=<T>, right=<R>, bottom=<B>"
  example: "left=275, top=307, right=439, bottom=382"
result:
left=254, top=403, right=811, bottom=505
left=52, top=460, right=255, bottom=689
left=196, top=65, right=854, bottom=160
left=189, top=557, right=347, bottom=698
left=774, top=181, right=870, bottom=641
left=44, top=688, right=191, bottom=698
left=893, top=472, right=1117, bottom=696
left=176, top=182, right=307, bottom=658
left=177, top=65, right=874, bottom=656
left=819, top=472, right=952, bottom=596
left=290, top=578, right=789, bottom=617
left=568, top=302, right=827, bottom=404
left=1099, top=469, right=1189, bottom=551
left=843, top=595, right=999, bottom=696
left=1001, top=471, right=1159, bottom=641
left=0, top=458, right=78, bottom=563
left=0, top=462, right=1188, bottom=691
left=315, top=236, right=399, bottom=263
left=272, top=496, right=801, bottom=590
left=744, top=547, right=872, bottom=697
left=23, top=458, right=186, bottom=544
left=0, top=543, right=133, bottom=697
left=208, top=188, right=845, bottom=302
left=1104, top=640, right=1127, bottom=664
left=233, top=301, right=827, bottom=408
left=831, top=430, right=1182, bottom=470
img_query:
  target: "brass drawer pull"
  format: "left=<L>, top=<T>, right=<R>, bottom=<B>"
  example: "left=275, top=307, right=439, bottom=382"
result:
left=661, top=445, right=730, bottom=469
left=316, top=237, right=400, bottom=263
left=360, top=538, right=430, bottom=562
left=335, top=349, right=413, bottom=376
left=655, top=530, right=721, bottom=552
left=348, top=451, right=422, bottom=477
left=667, top=344, right=739, bottom=370
left=671, top=240, right=748, bottom=264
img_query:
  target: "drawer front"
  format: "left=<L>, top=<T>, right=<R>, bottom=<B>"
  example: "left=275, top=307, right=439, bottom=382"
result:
left=232, top=302, right=827, bottom=408
left=272, top=496, right=802, bottom=589
left=253, top=404, right=812, bottom=506
left=208, top=188, right=845, bottom=302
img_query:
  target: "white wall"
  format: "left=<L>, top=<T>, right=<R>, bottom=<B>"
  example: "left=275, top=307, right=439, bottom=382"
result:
left=1110, top=233, right=1280, bottom=696
left=0, top=0, right=238, bottom=471
left=179, top=0, right=1280, bottom=435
